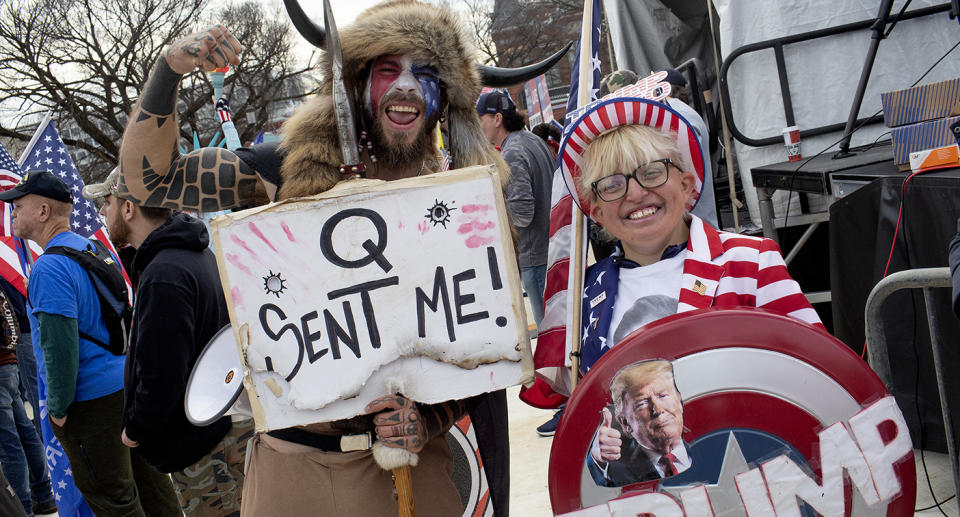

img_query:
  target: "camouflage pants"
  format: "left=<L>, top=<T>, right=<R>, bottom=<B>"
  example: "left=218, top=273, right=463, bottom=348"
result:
left=171, top=418, right=255, bottom=517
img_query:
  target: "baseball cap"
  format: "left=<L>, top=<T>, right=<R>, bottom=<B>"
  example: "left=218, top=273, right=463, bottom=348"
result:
left=0, top=170, right=73, bottom=203
left=82, top=168, right=121, bottom=200
left=663, top=68, right=687, bottom=88
left=598, top=70, right=639, bottom=97
left=476, top=90, right=517, bottom=116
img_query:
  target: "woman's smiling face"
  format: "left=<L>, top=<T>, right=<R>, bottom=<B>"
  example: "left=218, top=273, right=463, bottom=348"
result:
left=589, top=161, right=694, bottom=262
left=580, top=125, right=695, bottom=263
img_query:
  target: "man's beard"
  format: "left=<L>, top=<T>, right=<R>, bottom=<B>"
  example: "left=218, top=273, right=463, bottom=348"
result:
left=107, top=212, right=130, bottom=248
left=362, top=93, right=435, bottom=169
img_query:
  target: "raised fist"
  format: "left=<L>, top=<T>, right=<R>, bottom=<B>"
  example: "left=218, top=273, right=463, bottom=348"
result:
left=590, top=406, right=622, bottom=465
left=164, top=25, right=243, bottom=75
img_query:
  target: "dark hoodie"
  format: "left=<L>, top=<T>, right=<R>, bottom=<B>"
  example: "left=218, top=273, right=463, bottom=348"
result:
left=122, top=212, right=231, bottom=473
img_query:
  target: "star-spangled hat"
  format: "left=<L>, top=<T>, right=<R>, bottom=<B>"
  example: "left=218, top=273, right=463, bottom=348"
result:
left=558, top=79, right=705, bottom=218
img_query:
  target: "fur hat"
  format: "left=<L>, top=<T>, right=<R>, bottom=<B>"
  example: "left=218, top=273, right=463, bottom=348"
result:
left=279, top=0, right=510, bottom=200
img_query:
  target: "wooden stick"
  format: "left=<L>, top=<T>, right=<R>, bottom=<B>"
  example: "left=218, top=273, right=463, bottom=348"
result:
left=393, top=466, right=417, bottom=517
left=569, top=213, right=585, bottom=391
left=569, top=0, right=594, bottom=391
left=706, top=0, right=742, bottom=232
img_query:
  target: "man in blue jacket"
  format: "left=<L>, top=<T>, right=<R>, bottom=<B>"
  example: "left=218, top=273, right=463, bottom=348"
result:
left=2, top=170, right=179, bottom=515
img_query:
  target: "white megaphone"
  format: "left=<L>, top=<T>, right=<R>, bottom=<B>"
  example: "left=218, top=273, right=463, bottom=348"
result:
left=184, top=324, right=252, bottom=425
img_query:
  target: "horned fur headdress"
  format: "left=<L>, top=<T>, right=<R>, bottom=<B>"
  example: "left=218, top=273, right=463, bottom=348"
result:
left=278, top=0, right=569, bottom=200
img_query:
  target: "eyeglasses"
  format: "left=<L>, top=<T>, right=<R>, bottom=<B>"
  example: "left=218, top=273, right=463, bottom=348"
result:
left=590, top=158, right=678, bottom=202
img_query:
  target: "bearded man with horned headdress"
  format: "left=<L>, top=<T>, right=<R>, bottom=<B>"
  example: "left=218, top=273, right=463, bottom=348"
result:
left=116, top=0, right=567, bottom=514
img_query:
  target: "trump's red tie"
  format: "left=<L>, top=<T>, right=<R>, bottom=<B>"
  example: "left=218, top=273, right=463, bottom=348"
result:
left=659, top=453, right=678, bottom=476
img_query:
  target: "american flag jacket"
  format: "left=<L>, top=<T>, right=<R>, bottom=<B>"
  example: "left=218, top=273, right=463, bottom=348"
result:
left=579, top=215, right=826, bottom=374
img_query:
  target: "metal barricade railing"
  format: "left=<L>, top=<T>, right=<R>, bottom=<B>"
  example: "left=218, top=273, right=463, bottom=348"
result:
left=717, top=3, right=952, bottom=147
left=864, top=267, right=957, bottom=511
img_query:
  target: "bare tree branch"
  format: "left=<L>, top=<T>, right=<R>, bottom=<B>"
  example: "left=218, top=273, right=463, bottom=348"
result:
left=0, top=0, right=318, bottom=182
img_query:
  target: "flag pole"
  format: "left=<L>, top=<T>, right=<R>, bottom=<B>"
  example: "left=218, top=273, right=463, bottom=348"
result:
left=12, top=111, right=55, bottom=273
left=569, top=0, right=594, bottom=391
left=17, top=111, right=53, bottom=169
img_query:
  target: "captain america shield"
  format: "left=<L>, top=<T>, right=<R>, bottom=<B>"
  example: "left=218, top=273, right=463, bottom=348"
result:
left=548, top=308, right=916, bottom=516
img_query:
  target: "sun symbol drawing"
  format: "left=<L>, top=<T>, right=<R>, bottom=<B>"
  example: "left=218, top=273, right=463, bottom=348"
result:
left=425, top=199, right=457, bottom=228
left=262, top=270, right=287, bottom=298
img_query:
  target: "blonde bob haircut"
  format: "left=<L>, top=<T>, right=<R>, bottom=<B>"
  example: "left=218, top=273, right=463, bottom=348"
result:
left=577, top=124, right=690, bottom=205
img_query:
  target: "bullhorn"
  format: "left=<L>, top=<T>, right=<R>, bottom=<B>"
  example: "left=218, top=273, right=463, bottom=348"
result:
left=184, top=324, right=252, bottom=425
left=282, top=0, right=572, bottom=87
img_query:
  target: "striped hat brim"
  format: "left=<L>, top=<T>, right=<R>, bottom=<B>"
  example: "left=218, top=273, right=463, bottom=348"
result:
left=558, top=97, right=705, bottom=217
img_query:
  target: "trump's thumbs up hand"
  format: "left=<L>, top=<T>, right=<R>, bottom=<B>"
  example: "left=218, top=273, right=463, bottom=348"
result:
left=590, top=407, right=622, bottom=464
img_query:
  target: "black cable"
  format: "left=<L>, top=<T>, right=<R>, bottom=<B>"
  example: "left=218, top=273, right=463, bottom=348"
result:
left=884, top=0, right=914, bottom=38
left=780, top=38, right=960, bottom=230
left=917, top=494, right=956, bottom=512
left=861, top=130, right=893, bottom=152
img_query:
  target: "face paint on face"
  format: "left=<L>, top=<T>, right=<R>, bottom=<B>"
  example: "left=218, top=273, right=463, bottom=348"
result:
left=365, top=55, right=423, bottom=116
left=361, top=54, right=439, bottom=168
left=412, top=64, right=440, bottom=121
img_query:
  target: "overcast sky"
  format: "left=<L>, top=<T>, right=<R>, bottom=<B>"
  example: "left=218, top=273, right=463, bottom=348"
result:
left=272, top=0, right=453, bottom=32
left=261, top=0, right=455, bottom=64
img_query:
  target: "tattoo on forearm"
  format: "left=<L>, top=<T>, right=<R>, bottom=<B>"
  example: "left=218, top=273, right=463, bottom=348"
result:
left=418, top=400, right=466, bottom=440
left=144, top=148, right=258, bottom=211
left=140, top=59, right=182, bottom=116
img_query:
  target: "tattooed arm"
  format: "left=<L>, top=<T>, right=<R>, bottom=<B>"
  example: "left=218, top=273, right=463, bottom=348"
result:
left=365, top=395, right=467, bottom=453
left=117, top=26, right=262, bottom=211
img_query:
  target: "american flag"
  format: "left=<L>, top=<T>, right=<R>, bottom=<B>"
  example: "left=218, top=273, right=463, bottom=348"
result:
left=0, top=144, right=39, bottom=295
left=520, top=0, right=603, bottom=408
left=9, top=114, right=129, bottom=516
left=16, top=116, right=126, bottom=257
left=17, top=115, right=133, bottom=301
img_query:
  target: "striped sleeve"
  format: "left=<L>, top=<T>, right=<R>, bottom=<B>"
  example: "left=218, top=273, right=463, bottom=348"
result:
left=754, top=238, right=824, bottom=329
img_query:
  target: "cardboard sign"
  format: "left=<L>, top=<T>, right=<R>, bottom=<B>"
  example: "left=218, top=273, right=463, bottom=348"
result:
left=211, top=166, right=531, bottom=431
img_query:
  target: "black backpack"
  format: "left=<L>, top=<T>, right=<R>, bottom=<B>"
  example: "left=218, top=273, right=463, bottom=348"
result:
left=44, top=240, right=132, bottom=355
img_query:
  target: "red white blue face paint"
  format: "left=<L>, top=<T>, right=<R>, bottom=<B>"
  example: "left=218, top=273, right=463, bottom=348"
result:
left=366, top=55, right=410, bottom=115
left=364, top=55, right=440, bottom=127
left=412, top=64, right=440, bottom=121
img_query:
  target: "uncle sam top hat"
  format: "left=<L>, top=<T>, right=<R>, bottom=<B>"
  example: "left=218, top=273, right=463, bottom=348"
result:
left=557, top=71, right=705, bottom=218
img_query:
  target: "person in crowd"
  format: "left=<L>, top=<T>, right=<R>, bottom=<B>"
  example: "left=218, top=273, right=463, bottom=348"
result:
left=597, top=69, right=639, bottom=98
left=0, top=468, right=28, bottom=517
left=114, top=1, right=561, bottom=514
left=588, top=360, right=690, bottom=486
left=2, top=170, right=181, bottom=516
left=531, top=122, right=561, bottom=158
left=82, top=169, right=138, bottom=282
left=84, top=172, right=254, bottom=516
left=477, top=90, right=555, bottom=330
left=567, top=92, right=824, bottom=376
left=0, top=277, right=43, bottom=441
left=476, top=90, right=555, bottom=467
left=0, top=278, right=57, bottom=516
left=597, top=69, right=718, bottom=228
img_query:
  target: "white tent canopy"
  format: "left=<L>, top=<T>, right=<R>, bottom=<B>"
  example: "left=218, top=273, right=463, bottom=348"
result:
left=604, top=0, right=960, bottom=225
